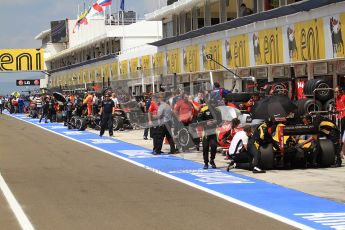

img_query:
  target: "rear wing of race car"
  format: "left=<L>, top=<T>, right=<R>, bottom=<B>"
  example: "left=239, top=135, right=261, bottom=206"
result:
left=282, top=124, right=318, bottom=136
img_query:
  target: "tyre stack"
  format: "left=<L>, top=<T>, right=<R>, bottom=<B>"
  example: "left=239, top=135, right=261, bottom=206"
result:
left=296, top=79, right=333, bottom=117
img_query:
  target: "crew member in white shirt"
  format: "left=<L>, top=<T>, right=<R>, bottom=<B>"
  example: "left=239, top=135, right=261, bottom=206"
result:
left=226, top=125, right=265, bottom=173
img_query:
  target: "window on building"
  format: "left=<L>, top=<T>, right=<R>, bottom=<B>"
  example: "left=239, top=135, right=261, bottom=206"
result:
left=197, top=5, right=205, bottom=29
left=163, top=20, right=174, bottom=38
left=173, top=14, right=180, bottom=36
left=226, top=0, right=237, bottom=21
left=264, top=0, right=280, bottom=10
left=186, top=11, right=192, bottom=32
left=210, top=1, right=220, bottom=25
left=287, top=0, right=301, bottom=4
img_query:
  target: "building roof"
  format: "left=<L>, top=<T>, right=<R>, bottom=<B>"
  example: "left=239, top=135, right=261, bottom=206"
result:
left=146, top=0, right=201, bottom=21
left=149, top=0, right=344, bottom=47
left=35, top=29, right=51, bottom=40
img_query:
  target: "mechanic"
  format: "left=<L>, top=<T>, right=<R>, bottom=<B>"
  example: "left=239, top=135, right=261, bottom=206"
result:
left=336, top=87, right=345, bottom=132
left=92, top=93, right=100, bottom=116
left=64, top=98, right=74, bottom=125
left=151, top=94, right=176, bottom=155
left=210, top=82, right=230, bottom=106
left=0, top=96, right=3, bottom=114
left=39, top=97, right=50, bottom=123
left=297, top=114, right=320, bottom=167
left=74, top=100, right=84, bottom=117
left=318, top=116, right=342, bottom=167
left=174, top=93, right=193, bottom=125
left=83, top=92, right=94, bottom=116
left=50, top=97, right=58, bottom=122
left=99, top=93, right=115, bottom=137
left=199, top=101, right=221, bottom=169
left=342, top=130, right=345, bottom=160
left=148, top=96, right=159, bottom=153
left=247, top=117, right=277, bottom=173
left=226, top=125, right=253, bottom=172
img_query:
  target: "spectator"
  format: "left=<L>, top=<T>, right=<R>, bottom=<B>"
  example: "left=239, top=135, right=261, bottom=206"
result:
left=111, top=93, right=119, bottom=108
left=194, top=92, right=205, bottom=104
left=240, top=3, right=253, bottom=17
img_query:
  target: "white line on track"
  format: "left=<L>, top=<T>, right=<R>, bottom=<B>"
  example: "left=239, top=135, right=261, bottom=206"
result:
left=0, top=173, right=34, bottom=230
left=7, top=114, right=315, bottom=230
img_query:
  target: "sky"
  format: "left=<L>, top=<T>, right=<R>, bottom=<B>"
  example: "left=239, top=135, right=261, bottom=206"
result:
left=0, top=0, right=159, bottom=95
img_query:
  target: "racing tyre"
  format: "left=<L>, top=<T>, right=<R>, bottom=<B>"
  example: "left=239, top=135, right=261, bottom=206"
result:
left=177, top=127, right=192, bottom=149
left=304, top=99, right=323, bottom=113
left=272, top=83, right=288, bottom=95
left=323, top=99, right=335, bottom=111
left=113, top=116, right=124, bottom=131
left=304, top=79, right=332, bottom=102
left=70, top=116, right=79, bottom=129
left=94, top=117, right=101, bottom=130
left=295, top=99, right=322, bottom=117
left=319, top=139, right=335, bottom=167
left=260, top=144, right=274, bottom=170
left=75, top=118, right=87, bottom=131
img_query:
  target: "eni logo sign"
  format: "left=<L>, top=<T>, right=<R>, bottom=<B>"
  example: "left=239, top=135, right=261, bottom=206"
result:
left=0, top=49, right=44, bottom=71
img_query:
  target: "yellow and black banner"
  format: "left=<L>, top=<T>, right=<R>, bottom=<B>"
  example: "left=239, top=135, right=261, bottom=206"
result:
left=183, top=45, right=200, bottom=73
left=0, top=49, right=44, bottom=71
left=255, top=27, right=284, bottom=65
left=227, top=34, right=250, bottom=68
left=153, top=52, right=164, bottom=75
left=167, top=48, right=181, bottom=74
left=129, top=57, right=139, bottom=78
left=293, top=18, right=326, bottom=62
left=204, top=40, right=223, bottom=71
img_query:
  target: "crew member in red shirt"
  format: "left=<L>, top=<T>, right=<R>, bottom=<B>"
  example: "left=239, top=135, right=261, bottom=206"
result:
left=148, top=97, right=159, bottom=153
left=336, top=87, right=345, bottom=129
left=174, top=93, right=193, bottom=125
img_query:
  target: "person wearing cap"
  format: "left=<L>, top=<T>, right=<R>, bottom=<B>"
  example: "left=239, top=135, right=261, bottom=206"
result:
left=99, top=93, right=115, bottom=137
